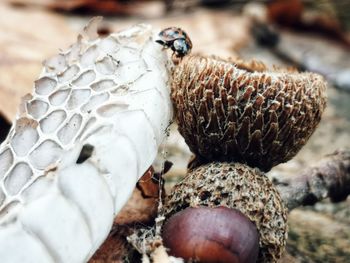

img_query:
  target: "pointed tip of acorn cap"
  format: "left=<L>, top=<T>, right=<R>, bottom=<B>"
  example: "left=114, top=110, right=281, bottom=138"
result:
left=171, top=55, right=327, bottom=171
left=163, top=162, right=288, bottom=262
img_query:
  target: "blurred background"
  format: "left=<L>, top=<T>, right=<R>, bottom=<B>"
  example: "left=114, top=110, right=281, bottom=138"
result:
left=0, top=0, right=349, bottom=262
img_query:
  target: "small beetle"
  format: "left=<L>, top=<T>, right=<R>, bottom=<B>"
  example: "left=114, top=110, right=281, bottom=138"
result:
left=156, top=27, right=192, bottom=58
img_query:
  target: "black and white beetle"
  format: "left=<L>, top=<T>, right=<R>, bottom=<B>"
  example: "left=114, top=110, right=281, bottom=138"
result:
left=156, top=27, right=192, bottom=58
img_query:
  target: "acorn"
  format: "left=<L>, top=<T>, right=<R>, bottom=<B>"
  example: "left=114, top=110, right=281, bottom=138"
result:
left=171, top=55, right=327, bottom=171
left=162, top=162, right=288, bottom=262
left=162, top=206, right=259, bottom=263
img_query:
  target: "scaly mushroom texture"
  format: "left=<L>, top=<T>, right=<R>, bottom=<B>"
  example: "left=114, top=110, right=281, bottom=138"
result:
left=171, top=55, right=327, bottom=171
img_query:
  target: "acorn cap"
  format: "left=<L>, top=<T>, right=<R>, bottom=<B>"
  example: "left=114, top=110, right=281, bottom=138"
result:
left=163, top=162, right=288, bottom=262
left=171, top=55, right=327, bottom=171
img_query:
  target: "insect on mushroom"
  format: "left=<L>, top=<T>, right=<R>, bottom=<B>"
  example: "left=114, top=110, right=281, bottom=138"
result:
left=156, top=27, right=193, bottom=59
left=0, top=19, right=174, bottom=263
left=129, top=25, right=327, bottom=262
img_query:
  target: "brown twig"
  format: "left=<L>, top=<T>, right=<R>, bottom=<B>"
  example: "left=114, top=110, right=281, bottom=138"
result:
left=272, top=149, right=350, bottom=211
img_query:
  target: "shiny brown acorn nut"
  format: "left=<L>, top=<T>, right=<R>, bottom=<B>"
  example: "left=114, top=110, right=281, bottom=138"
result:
left=162, top=206, right=259, bottom=263
left=171, top=55, right=327, bottom=171
left=163, top=162, right=288, bottom=262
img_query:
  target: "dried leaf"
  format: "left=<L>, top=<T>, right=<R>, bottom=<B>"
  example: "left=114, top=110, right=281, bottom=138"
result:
left=5, top=0, right=157, bottom=16
left=137, top=166, right=160, bottom=198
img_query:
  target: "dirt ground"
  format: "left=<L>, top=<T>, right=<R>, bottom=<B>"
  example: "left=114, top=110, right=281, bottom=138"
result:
left=0, top=1, right=349, bottom=262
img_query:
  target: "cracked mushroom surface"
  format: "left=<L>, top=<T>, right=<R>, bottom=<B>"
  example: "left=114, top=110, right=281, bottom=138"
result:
left=0, top=22, right=174, bottom=262
left=171, top=55, right=327, bottom=171
left=163, top=162, right=288, bottom=262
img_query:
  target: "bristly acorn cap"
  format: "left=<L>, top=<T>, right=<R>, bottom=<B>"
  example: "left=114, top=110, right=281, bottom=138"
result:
left=171, top=55, right=327, bottom=171
left=163, top=162, right=288, bottom=263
